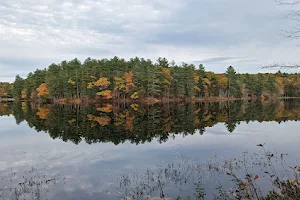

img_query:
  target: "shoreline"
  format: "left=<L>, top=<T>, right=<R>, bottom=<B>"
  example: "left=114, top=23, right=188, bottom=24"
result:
left=0, top=98, right=14, bottom=102
left=2, top=96, right=300, bottom=105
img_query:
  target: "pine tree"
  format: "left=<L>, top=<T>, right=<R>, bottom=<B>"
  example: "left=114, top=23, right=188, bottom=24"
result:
left=13, top=75, right=25, bottom=100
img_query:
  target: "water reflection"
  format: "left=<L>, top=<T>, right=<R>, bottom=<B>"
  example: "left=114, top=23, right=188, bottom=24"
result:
left=1, top=100, right=300, bottom=199
left=0, top=100, right=300, bottom=145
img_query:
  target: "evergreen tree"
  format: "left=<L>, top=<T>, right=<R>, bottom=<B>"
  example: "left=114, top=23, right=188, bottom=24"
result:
left=13, top=75, right=25, bottom=100
left=226, top=66, right=242, bottom=98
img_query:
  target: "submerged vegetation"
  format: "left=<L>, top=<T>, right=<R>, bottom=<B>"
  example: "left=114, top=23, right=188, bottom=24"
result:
left=110, top=144, right=300, bottom=200
left=0, top=167, right=60, bottom=200
left=2, top=57, right=300, bottom=102
left=0, top=100, right=299, bottom=145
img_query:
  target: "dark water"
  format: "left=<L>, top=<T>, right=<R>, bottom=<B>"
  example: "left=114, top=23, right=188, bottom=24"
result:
left=0, top=100, right=300, bottom=199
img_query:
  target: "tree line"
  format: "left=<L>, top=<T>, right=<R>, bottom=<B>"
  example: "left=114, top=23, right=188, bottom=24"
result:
left=2, top=57, right=300, bottom=102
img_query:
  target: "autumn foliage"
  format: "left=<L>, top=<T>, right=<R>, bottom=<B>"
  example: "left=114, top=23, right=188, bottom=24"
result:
left=36, top=106, right=50, bottom=119
left=97, top=90, right=112, bottom=99
left=94, top=77, right=111, bottom=88
left=0, top=82, right=13, bottom=98
left=96, top=104, right=113, bottom=113
left=36, top=83, right=49, bottom=98
left=123, top=71, right=134, bottom=93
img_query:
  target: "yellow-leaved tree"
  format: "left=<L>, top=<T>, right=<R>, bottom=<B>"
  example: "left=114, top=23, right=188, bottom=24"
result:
left=21, top=88, right=27, bottom=99
left=114, top=76, right=126, bottom=99
left=130, top=103, right=139, bottom=111
left=67, top=79, right=76, bottom=85
left=130, top=92, right=139, bottom=99
left=194, top=72, right=200, bottom=93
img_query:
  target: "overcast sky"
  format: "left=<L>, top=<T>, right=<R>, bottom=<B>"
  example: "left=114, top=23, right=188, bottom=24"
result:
left=0, top=0, right=300, bottom=82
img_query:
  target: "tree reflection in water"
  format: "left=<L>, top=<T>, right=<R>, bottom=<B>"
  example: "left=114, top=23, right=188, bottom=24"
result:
left=1, top=100, right=300, bottom=199
left=0, top=100, right=300, bottom=145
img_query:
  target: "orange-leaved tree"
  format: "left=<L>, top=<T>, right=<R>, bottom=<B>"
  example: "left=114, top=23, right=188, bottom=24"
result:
left=96, top=104, right=113, bottom=113
left=97, top=90, right=112, bottom=99
left=36, top=106, right=50, bottom=119
left=36, top=83, right=49, bottom=99
left=123, top=72, right=134, bottom=93
left=88, top=77, right=112, bottom=99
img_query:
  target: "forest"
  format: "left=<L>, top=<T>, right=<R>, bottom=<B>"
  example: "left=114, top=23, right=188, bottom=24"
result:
left=1, top=57, right=300, bottom=102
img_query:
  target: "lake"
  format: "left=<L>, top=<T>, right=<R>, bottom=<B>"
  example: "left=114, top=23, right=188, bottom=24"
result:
left=0, top=100, right=300, bottom=199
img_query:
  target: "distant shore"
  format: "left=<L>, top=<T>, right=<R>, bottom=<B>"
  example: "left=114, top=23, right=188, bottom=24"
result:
left=3, top=96, right=300, bottom=105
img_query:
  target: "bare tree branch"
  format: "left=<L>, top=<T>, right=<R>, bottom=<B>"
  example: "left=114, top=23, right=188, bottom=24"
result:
left=274, top=0, right=300, bottom=5
left=285, top=10, right=300, bottom=21
left=261, top=1, right=300, bottom=69
left=274, top=0, right=300, bottom=39
left=281, top=26, right=300, bottom=39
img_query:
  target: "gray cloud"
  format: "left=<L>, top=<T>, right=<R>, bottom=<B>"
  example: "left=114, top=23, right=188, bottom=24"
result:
left=193, top=57, right=258, bottom=65
left=0, top=0, right=299, bottom=81
left=194, top=57, right=243, bottom=64
left=148, top=0, right=288, bottom=47
left=0, top=56, right=48, bottom=68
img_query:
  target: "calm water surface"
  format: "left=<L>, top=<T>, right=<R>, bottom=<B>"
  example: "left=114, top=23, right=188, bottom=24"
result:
left=0, top=100, right=299, bottom=199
